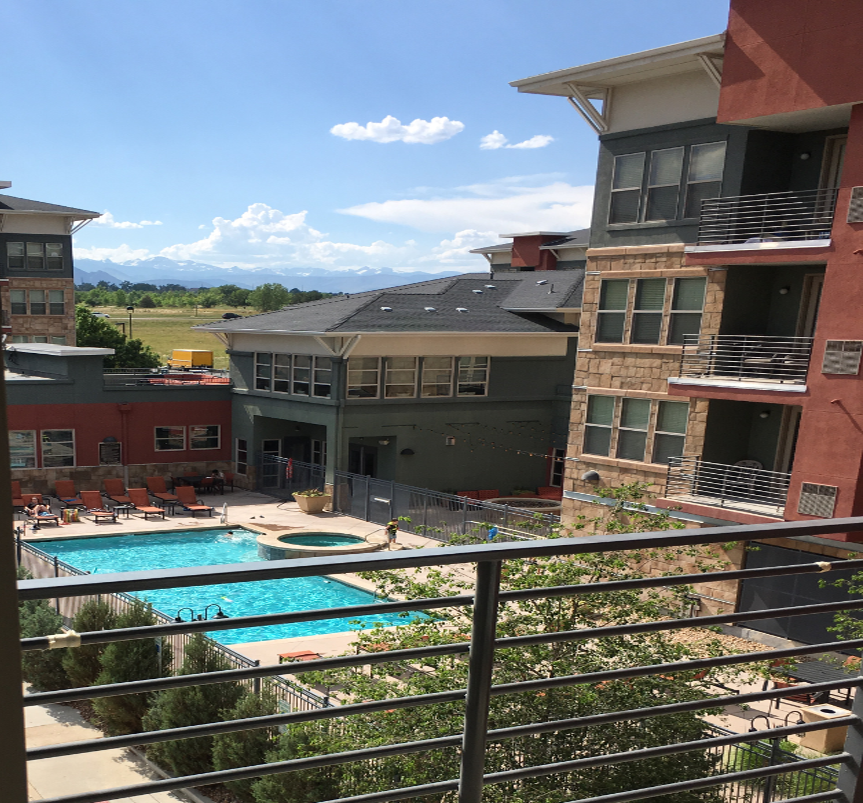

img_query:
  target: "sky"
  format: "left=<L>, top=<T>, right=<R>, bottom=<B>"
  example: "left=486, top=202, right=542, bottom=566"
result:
left=1, top=0, right=730, bottom=275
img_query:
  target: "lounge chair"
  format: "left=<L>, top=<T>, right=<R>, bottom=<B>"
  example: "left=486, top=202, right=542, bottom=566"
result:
left=175, top=485, right=214, bottom=517
left=127, top=488, right=166, bottom=520
left=55, top=480, right=84, bottom=509
left=145, top=476, right=178, bottom=505
left=103, top=478, right=132, bottom=507
left=12, top=481, right=27, bottom=510
left=79, top=491, right=118, bottom=524
left=22, top=495, right=60, bottom=526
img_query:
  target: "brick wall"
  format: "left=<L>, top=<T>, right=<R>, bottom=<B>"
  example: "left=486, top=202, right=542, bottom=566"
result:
left=3, top=278, right=76, bottom=344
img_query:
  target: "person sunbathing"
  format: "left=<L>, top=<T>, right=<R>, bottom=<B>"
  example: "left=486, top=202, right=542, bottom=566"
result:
left=24, top=497, right=52, bottom=518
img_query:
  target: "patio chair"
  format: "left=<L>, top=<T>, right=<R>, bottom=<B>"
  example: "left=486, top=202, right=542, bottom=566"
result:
left=22, top=495, right=60, bottom=527
left=79, top=491, right=118, bottom=524
left=103, top=478, right=132, bottom=507
left=127, top=488, right=166, bottom=520
left=175, top=485, right=214, bottom=517
left=55, top=480, right=84, bottom=509
left=224, top=471, right=236, bottom=492
left=145, top=476, right=178, bottom=504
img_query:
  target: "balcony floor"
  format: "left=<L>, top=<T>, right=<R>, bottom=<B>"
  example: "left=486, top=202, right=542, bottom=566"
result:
left=665, top=491, right=785, bottom=519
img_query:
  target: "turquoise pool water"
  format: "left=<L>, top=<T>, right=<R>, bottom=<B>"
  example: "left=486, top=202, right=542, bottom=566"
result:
left=37, top=529, right=416, bottom=645
left=278, top=533, right=365, bottom=547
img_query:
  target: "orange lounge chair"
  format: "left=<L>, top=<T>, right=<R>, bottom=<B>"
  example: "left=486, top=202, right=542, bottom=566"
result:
left=127, top=488, right=166, bottom=520
left=145, top=476, right=178, bottom=504
left=103, top=479, right=132, bottom=507
left=278, top=650, right=322, bottom=663
left=79, top=491, right=118, bottom=524
left=55, top=480, right=84, bottom=508
left=22, top=495, right=60, bottom=526
left=175, top=485, right=214, bottom=517
left=12, top=481, right=26, bottom=509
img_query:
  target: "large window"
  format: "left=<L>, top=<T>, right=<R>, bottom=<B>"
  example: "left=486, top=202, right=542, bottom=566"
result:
left=42, top=429, right=75, bottom=467
left=630, top=279, right=667, bottom=344
left=273, top=354, right=291, bottom=393
left=652, top=401, right=689, bottom=464
left=684, top=142, right=727, bottom=218
left=255, top=353, right=272, bottom=391
left=155, top=426, right=185, bottom=451
left=596, top=279, right=629, bottom=343
left=9, top=430, right=36, bottom=468
left=347, top=357, right=380, bottom=398
left=29, top=290, right=46, bottom=315
left=421, top=356, right=454, bottom=397
left=190, top=425, right=220, bottom=450
left=10, top=290, right=26, bottom=315
left=645, top=148, right=684, bottom=221
left=457, top=356, right=489, bottom=396
left=616, top=398, right=651, bottom=461
left=49, top=289, right=65, bottom=315
left=235, top=438, right=248, bottom=475
left=6, top=242, right=64, bottom=271
left=583, top=395, right=615, bottom=456
left=385, top=357, right=418, bottom=398
left=668, top=277, right=707, bottom=345
left=313, top=357, right=332, bottom=398
left=609, top=153, right=645, bottom=224
left=259, top=352, right=330, bottom=397
left=292, top=355, right=311, bottom=396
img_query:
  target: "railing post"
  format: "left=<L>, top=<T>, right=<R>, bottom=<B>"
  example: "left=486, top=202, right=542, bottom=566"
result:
left=253, top=660, right=261, bottom=696
left=458, top=560, right=502, bottom=803
left=462, top=498, right=468, bottom=534
left=761, top=736, right=781, bottom=803
left=837, top=678, right=863, bottom=803
left=54, top=555, right=60, bottom=614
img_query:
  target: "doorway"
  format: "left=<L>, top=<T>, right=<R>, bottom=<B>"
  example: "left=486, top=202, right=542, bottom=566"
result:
left=348, top=444, right=377, bottom=477
left=797, top=273, right=825, bottom=338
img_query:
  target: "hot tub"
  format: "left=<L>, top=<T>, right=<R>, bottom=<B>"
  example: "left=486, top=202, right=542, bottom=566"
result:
left=257, top=530, right=382, bottom=559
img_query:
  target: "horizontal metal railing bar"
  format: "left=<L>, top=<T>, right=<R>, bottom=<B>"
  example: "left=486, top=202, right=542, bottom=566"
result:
left=499, top=597, right=863, bottom=649
left=18, top=516, right=863, bottom=600
left=765, top=794, right=841, bottom=803
left=19, top=593, right=475, bottom=651
left=699, top=210, right=834, bottom=221
left=481, top=719, right=855, bottom=785
left=28, top=688, right=468, bottom=760
left=556, top=756, right=847, bottom=803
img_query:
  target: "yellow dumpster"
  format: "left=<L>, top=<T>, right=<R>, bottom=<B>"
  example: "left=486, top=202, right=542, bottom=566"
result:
left=167, top=350, right=214, bottom=369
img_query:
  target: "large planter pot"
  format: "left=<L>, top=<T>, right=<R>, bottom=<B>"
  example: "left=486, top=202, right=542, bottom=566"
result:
left=295, top=494, right=332, bottom=514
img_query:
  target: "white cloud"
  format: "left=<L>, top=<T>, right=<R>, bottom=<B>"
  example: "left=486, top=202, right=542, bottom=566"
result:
left=424, top=229, right=500, bottom=263
left=92, top=210, right=163, bottom=229
left=480, top=130, right=554, bottom=150
left=73, top=243, right=153, bottom=262
left=330, top=115, right=464, bottom=145
left=340, top=178, right=593, bottom=234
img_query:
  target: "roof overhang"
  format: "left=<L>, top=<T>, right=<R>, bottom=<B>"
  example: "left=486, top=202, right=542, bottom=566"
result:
left=469, top=244, right=512, bottom=255
left=8, top=344, right=114, bottom=357
left=204, top=328, right=574, bottom=337
left=498, top=231, right=569, bottom=238
left=0, top=208, right=101, bottom=221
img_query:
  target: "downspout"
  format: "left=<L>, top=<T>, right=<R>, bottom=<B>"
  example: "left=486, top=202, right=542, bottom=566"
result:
left=118, top=403, right=132, bottom=487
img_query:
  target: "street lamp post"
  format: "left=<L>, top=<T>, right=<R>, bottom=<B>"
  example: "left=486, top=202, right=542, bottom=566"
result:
left=126, top=306, right=134, bottom=339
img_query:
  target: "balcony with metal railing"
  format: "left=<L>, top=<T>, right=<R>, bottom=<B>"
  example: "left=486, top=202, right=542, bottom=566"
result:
left=665, top=455, right=792, bottom=517
left=12, top=515, right=863, bottom=803
left=673, top=334, right=813, bottom=390
left=103, top=367, right=231, bottom=388
left=689, top=188, right=838, bottom=252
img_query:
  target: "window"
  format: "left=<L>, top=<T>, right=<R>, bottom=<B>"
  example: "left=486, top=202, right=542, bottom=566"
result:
left=255, top=353, right=272, bottom=391
left=155, top=426, right=185, bottom=451
left=347, top=357, right=380, bottom=398
left=7, top=242, right=24, bottom=270
left=684, top=142, right=727, bottom=218
left=29, top=290, right=46, bottom=315
left=51, top=336, right=67, bottom=345
left=9, top=430, right=36, bottom=468
left=236, top=438, right=248, bottom=475
left=311, top=438, right=327, bottom=466
left=42, top=429, right=75, bottom=467
left=49, top=289, right=65, bottom=315
left=10, top=290, right=26, bottom=315
left=630, top=279, right=666, bottom=344
left=549, top=447, right=566, bottom=487
left=668, top=277, right=707, bottom=345
left=46, top=243, right=63, bottom=270
left=583, top=395, right=615, bottom=456
left=313, top=357, right=332, bottom=398
left=645, top=148, right=684, bottom=221
left=6, top=242, right=64, bottom=271
left=596, top=279, right=629, bottom=343
left=652, top=401, right=689, bottom=464
left=273, top=354, right=291, bottom=393
left=10, top=336, right=27, bottom=343
left=385, top=356, right=418, bottom=398
left=292, top=355, right=311, bottom=395
left=27, top=242, right=44, bottom=271
left=457, top=356, right=489, bottom=396
left=609, top=153, right=645, bottom=224
left=190, top=425, right=220, bottom=450
left=421, top=356, right=454, bottom=397
left=616, top=398, right=651, bottom=461
left=32, top=336, right=48, bottom=343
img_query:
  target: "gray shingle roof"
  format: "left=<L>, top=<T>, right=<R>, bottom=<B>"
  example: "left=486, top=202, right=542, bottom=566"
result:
left=197, top=273, right=581, bottom=335
left=538, top=228, right=590, bottom=249
left=0, top=194, right=100, bottom=218
left=468, top=243, right=512, bottom=254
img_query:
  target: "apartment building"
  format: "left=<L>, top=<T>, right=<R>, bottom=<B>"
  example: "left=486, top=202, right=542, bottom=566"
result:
left=0, top=185, right=99, bottom=345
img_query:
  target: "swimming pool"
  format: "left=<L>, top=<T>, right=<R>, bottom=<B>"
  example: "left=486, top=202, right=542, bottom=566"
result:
left=37, top=529, right=418, bottom=645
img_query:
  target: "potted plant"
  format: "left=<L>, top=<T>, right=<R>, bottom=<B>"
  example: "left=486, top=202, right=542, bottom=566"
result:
left=293, top=488, right=332, bottom=514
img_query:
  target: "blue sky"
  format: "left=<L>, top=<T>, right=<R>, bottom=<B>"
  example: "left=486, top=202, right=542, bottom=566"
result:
left=2, top=0, right=730, bottom=274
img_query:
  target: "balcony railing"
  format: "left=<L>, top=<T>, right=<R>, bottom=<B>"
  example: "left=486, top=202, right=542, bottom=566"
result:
left=15, top=515, right=863, bottom=803
left=678, top=334, right=814, bottom=386
left=103, top=367, right=230, bottom=387
left=696, top=188, right=838, bottom=247
left=666, top=456, right=792, bottom=516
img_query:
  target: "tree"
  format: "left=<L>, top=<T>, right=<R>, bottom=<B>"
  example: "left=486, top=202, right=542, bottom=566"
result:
left=62, top=600, right=117, bottom=689
left=92, top=600, right=173, bottom=736
left=248, top=284, right=291, bottom=312
left=260, top=490, right=733, bottom=803
left=143, top=634, right=246, bottom=777
left=213, top=690, right=280, bottom=802
left=75, top=306, right=161, bottom=369
left=138, top=294, right=156, bottom=308
left=18, top=567, right=69, bottom=691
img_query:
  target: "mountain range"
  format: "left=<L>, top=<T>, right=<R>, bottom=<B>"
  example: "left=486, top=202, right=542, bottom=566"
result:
left=74, top=257, right=482, bottom=293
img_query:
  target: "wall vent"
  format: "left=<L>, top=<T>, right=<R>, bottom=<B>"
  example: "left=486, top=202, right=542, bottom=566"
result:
left=797, top=482, right=838, bottom=518
left=847, top=187, right=863, bottom=223
left=822, top=340, right=863, bottom=375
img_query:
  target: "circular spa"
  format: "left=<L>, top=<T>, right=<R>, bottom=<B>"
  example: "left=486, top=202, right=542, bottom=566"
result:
left=487, top=497, right=563, bottom=515
left=257, top=530, right=383, bottom=560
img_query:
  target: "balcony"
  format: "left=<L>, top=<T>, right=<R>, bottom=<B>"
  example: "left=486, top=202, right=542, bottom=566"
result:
left=666, top=455, right=792, bottom=517
left=675, top=334, right=813, bottom=389
left=11, top=517, right=863, bottom=802
left=103, top=367, right=231, bottom=387
left=690, top=188, right=838, bottom=251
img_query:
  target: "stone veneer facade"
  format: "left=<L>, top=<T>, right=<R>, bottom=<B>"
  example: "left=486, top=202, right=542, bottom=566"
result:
left=2, top=278, right=76, bottom=345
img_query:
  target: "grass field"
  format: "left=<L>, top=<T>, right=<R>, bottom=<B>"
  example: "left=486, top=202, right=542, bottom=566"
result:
left=92, top=307, right=234, bottom=369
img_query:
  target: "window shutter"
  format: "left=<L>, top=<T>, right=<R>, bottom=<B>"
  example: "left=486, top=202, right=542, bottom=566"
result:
left=822, top=341, right=863, bottom=375
left=673, top=277, right=706, bottom=310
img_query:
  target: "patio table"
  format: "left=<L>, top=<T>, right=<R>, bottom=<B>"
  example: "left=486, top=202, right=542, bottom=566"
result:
left=784, top=659, right=859, bottom=704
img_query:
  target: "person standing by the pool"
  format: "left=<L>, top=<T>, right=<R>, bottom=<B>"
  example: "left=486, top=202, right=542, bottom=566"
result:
left=386, top=518, right=399, bottom=549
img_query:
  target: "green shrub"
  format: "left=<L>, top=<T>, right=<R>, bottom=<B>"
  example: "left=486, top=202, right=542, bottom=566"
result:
left=18, top=566, right=69, bottom=691
left=62, top=600, right=118, bottom=689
